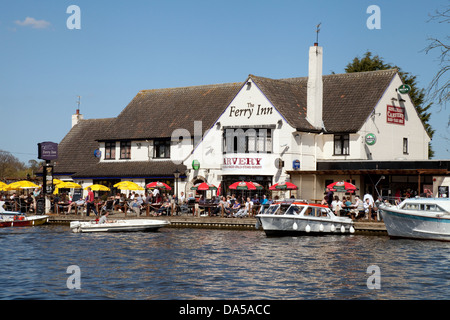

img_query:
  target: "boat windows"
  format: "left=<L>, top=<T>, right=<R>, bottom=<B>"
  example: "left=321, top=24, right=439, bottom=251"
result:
left=285, top=205, right=302, bottom=215
left=265, top=205, right=279, bottom=215
left=402, top=203, right=445, bottom=212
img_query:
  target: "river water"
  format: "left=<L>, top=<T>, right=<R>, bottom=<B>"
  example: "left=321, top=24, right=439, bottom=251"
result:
left=0, top=224, right=449, bottom=300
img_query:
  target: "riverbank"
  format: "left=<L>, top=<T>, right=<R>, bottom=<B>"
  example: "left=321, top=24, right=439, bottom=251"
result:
left=46, top=212, right=387, bottom=234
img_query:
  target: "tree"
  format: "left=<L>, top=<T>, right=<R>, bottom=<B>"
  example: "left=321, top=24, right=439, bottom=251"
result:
left=345, top=52, right=435, bottom=158
left=424, top=5, right=449, bottom=108
left=0, top=150, right=27, bottom=179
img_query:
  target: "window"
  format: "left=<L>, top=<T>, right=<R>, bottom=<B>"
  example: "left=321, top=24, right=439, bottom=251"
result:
left=403, top=138, right=408, bottom=154
left=223, top=128, right=272, bottom=153
left=105, top=142, right=116, bottom=160
left=120, top=141, right=131, bottom=159
left=334, top=134, right=349, bottom=155
left=154, top=140, right=171, bottom=158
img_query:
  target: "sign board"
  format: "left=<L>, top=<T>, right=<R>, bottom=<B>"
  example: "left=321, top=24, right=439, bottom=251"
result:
left=94, top=149, right=102, bottom=158
left=38, top=142, right=58, bottom=161
left=223, top=157, right=263, bottom=171
left=192, top=160, right=200, bottom=170
left=365, top=133, right=377, bottom=146
left=398, top=84, right=411, bottom=94
left=43, top=165, right=54, bottom=195
left=293, top=159, right=300, bottom=170
left=386, top=105, right=405, bottom=125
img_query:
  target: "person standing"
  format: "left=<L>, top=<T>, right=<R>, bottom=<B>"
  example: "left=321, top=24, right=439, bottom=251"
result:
left=86, top=187, right=98, bottom=217
left=326, top=187, right=334, bottom=208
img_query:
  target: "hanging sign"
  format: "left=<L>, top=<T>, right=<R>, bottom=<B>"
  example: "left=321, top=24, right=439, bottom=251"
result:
left=192, top=160, right=200, bottom=170
left=38, top=142, right=58, bottom=161
left=365, top=133, right=377, bottom=146
left=398, top=84, right=411, bottom=94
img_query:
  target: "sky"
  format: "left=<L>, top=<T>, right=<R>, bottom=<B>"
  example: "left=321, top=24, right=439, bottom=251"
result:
left=1, top=0, right=449, bottom=165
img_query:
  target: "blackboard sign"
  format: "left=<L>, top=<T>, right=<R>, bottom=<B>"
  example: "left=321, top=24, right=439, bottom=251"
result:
left=438, top=186, right=449, bottom=198
left=72, top=188, right=83, bottom=202
left=37, top=198, right=45, bottom=215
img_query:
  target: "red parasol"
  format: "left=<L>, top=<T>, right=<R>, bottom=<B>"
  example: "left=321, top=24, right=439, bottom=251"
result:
left=190, top=182, right=217, bottom=191
left=228, top=181, right=257, bottom=190
left=269, top=181, right=298, bottom=190
left=146, top=181, right=172, bottom=190
left=326, top=181, right=358, bottom=193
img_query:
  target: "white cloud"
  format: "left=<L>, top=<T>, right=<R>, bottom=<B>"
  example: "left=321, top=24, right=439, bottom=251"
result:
left=14, top=17, right=51, bottom=29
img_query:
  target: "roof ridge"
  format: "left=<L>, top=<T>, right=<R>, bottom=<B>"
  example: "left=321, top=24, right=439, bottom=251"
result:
left=138, top=81, right=242, bottom=94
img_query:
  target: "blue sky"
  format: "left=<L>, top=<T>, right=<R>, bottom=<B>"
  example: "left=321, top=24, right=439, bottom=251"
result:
left=1, top=0, right=449, bottom=164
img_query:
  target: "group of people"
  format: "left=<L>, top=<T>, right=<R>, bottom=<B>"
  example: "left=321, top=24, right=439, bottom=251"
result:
left=321, top=188, right=382, bottom=221
left=0, top=188, right=43, bottom=213
left=203, top=194, right=274, bottom=218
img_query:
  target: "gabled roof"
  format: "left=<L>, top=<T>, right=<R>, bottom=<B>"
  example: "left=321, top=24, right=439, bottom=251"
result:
left=53, top=118, right=113, bottom=175
left=101, top=82, right=243, bottom=141
left=251, top=69, right=397, bottom=133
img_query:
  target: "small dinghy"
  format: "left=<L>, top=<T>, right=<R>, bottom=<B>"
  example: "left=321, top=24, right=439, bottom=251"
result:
left=70, top=219, right=170, bottom=233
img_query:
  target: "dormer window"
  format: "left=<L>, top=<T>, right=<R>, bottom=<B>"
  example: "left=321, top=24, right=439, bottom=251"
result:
left=105, top=142, right=116, bottom=160
left=154, top=139, right=171, bottom=158
left=334, top=134, right=349, bottom=155
left=120, top=141, right=131, bottom=159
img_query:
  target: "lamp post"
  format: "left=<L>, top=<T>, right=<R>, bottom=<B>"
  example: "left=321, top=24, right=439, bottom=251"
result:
left=173, top=168, right=181, bottom=200
left=173, top=169, right=181, bottom=217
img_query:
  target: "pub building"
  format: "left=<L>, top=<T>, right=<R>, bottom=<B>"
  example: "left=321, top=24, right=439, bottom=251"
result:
left=53, top=43, right=450, bottom=201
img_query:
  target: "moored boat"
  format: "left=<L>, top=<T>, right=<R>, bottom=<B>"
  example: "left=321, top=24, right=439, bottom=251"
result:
left=256, top=199, right=354, bottom=236
left=0, top=212, right=49, bottom=228
left=70, top=219, right=170, bottom=233
left=378, top=197, right=450, bottom=241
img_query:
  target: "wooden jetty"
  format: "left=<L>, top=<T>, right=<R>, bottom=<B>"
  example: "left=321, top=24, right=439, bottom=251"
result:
left=47, top=213, right=387, bottom=234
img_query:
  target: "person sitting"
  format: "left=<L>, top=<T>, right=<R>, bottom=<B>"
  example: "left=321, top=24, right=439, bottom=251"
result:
left=154, top=198, right=170, bottom=216
left=67, top=198, right=85, bottom=215
left=98, top=212, right=109, bottom=224
left=130, top=198, right=141, bottom=216
left=230, top=201, right=241, bottom=216
left=234, top=198, right=253, bottom=218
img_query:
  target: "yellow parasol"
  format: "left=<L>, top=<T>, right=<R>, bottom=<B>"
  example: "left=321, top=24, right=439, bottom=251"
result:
left=7, top=180, right=40, bottom=190
left=84, top=184, right=110, bottom=191
left=113, top=181, right=144, bottom=191
left=57, top=181, right=82, bottom=189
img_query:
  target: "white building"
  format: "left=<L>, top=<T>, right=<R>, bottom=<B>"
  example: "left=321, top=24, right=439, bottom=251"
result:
left=54, top=43, right=448, bottom=201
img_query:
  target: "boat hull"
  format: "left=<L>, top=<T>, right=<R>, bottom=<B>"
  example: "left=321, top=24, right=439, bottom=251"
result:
left=0, top=215, right=49, bottom=228
left=70, top=219, right=170, bottom=233
left=379, top=206, right=450, bottom=241
left=256, top=215, right=354, bottom=237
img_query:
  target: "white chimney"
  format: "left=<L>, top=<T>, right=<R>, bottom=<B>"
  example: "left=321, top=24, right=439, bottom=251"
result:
left=72, top=109, right=84, bottom=127
left=306, top=43, right=324, bottom=129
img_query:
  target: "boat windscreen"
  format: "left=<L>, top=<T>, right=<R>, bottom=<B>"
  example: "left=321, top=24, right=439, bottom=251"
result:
left=265, top=205, right=279, bottom=215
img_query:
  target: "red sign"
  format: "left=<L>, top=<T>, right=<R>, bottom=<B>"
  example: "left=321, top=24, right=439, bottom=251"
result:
left=386, top=105, right=405, bottom=125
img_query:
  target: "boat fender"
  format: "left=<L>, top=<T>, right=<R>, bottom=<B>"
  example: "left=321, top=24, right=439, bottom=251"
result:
left=319, top=224, right=324, bottom=232
left=293, top=222, right=298, bottom=230
left=305, top=224, right=311, bottom=233
left=340, top=225, right=345, bottom=233
left=330, top=224, right=336, bottom=232
left=350, top=226, right=355, bottom=234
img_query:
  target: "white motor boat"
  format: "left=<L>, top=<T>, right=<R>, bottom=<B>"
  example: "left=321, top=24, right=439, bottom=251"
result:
left=378, top=197, right=450, bottom=241
left=256, top=199, right=354, bottom=236
left=70, top=219, right=170, bottom=233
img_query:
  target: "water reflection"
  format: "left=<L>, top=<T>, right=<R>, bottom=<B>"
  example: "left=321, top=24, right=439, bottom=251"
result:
left=1, top=225, right=450, bottom=299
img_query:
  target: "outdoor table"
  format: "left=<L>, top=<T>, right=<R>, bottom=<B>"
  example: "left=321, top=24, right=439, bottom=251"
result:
left=199, top=203, right=219, bottom=216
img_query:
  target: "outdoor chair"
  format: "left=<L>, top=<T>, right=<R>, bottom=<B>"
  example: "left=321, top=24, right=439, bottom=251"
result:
left=101, top=200, right=114, bottom=215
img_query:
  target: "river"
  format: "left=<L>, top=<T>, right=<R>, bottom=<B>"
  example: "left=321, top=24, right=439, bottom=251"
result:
left=1, top=224, right=449, bottom=300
